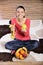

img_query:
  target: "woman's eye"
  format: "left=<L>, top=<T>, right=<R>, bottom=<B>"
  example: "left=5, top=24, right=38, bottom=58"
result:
left=21, top=11, right=24, bottom=13
left=17, top=11, right=24, bottom=14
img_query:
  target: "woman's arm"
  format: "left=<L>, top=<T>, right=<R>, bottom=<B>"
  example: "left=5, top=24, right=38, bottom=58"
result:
left=15, top=19, right=30, bottom=36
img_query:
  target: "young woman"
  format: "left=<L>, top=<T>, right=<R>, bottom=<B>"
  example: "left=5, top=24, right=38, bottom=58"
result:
left=5, top=6, right=39, bottom=54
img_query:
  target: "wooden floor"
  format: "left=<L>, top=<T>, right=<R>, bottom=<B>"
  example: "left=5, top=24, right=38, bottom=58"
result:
left=0, top=61, right=43, bottom=65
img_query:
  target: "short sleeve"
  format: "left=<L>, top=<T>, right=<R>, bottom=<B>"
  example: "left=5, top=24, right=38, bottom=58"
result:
left=11, top=18, right=16, bottom=25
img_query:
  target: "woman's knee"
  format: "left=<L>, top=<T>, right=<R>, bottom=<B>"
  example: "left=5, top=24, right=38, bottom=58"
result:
left=5, top=42, right=10, bottom=49
left=5, top=41, right=13, bottom=49
left=34, top=40, right=39, bottom=48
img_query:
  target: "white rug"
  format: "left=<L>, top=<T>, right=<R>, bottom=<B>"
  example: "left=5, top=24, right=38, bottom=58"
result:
left=30, top=51, right=43, bottom=61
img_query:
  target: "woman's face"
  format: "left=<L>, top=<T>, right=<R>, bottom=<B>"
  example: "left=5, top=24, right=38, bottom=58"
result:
left=16, top=8, right=25, bottom=19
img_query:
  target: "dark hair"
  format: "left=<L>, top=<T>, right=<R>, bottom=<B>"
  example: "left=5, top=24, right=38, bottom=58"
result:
left=9, top=20, right=11, bottom=24
left=16, top=6, right=25, bottom=12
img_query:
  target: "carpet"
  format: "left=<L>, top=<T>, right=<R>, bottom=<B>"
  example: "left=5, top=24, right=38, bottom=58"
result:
left=0, top=52, right=36, bottom=62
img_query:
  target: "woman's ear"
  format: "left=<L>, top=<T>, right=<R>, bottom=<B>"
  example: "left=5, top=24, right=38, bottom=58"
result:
left=23, top=16, right=25, bottom=18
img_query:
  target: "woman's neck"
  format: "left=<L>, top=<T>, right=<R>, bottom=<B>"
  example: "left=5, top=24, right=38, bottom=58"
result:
left=17, top=18, right=24, bottom=22
left=16, top=17, right=26, bottom=25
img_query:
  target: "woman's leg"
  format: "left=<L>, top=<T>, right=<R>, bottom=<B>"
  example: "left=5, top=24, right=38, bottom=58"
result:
left=24, top=40, right=39, bottom=51
left=5, top=39, right=24, bottom=50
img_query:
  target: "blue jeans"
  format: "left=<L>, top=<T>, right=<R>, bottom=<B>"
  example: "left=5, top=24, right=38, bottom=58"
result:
left=5, top=39, right=39, bottom=51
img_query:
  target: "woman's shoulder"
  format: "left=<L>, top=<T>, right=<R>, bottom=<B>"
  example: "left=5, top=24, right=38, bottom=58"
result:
left=26, top=18, right=30, bottom=24
left=10, top=18, right=16, bottom=24
left=11, top=18, right=16, bottom=21
left=26, top=18, right=30, bottom=21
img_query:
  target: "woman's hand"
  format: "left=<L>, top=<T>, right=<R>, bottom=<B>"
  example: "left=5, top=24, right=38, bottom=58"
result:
left=22, top=24, right=27, bottom=32
left=9, top=24, right=15, bottom=39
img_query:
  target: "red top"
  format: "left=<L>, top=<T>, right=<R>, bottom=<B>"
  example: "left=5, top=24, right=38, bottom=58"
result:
left=11, top=18, right=31, bottom=41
